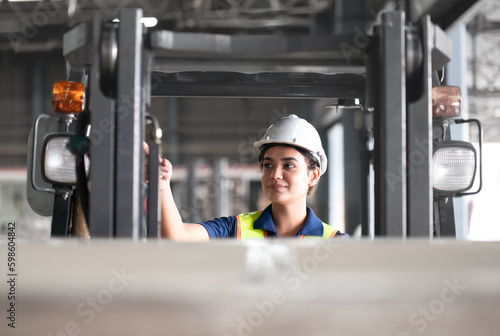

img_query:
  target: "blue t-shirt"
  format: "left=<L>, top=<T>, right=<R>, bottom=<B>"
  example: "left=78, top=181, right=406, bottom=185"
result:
left=198, top=204, right=348, bottom=239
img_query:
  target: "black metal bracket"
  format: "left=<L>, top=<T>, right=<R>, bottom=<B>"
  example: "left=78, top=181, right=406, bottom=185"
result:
left=145, top=115, right=162, bottom=238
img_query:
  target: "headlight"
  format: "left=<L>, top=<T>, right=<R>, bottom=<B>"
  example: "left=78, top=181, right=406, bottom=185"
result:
left=433, top=141, right=476, bottom=193
left=42, top=134, right=88, bottom=185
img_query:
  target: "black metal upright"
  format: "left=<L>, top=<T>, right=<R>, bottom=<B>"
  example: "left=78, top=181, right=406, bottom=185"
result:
left=51, top=193, right=72, bottom=237
left=146, top=116, right=161, bottom=238
left=359, top=122, right=371, bottom=237
left=372, top=11, right=407, bottom=237
left=406, top=18, right=433, bottom=237
left=146, top=141, right=159, bottom=238
left=114, top=9, right=146, bottom=238
left=88, top=14, right=116, bottom=237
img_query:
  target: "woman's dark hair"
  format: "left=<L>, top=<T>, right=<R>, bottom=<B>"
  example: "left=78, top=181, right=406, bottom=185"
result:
left=257, top=143, right=320, bottom=195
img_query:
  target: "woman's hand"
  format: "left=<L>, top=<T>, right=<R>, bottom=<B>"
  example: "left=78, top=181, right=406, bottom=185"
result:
left=143, top=142, right=172, bottom=190
left=159, top=157, right=172, bottom=190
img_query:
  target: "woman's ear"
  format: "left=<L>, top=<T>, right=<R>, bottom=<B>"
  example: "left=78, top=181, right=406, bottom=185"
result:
left=308, top=167, right=321, bottom=187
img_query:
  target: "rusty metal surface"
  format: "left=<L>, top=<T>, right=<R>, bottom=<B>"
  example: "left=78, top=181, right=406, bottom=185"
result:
left=1, top=239, right=500, bottom=336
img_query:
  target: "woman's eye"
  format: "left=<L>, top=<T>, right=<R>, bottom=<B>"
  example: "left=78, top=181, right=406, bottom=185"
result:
left=284, top=163, right=295, bottom=169
left=263, top=163, right=273, bottom=169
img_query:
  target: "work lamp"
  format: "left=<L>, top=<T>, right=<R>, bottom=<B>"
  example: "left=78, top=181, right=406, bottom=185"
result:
left=431, top=85, right=482, bottom=198
left=41, top=134, right=88, bottom=185
left=433, top=141, right=476, bottom=194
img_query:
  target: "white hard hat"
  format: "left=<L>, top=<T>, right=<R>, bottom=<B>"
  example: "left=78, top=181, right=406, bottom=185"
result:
left=253, top=114, right=327, bottom=175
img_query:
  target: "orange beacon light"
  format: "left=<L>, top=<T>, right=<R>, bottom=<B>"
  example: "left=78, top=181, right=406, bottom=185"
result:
left=52, top=81, right=84, bottom=114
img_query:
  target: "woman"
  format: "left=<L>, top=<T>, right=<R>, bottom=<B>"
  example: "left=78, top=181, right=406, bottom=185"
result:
left=158, top=114, right=347, bottom=240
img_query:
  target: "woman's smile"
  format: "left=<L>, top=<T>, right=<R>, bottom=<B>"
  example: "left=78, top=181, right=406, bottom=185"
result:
left=268, top=183, right=288, bottom=191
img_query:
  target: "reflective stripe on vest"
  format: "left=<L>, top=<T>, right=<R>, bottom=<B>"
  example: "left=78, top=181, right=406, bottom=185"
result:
left=236, top=211, right=338, bottom=239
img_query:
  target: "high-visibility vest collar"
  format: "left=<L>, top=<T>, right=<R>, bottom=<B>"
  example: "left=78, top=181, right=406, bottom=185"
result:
left=236, top=211, right=337, bottom=239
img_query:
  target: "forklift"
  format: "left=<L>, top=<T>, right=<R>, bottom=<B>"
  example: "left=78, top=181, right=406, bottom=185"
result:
left=26, top=6, right=481, bottom=239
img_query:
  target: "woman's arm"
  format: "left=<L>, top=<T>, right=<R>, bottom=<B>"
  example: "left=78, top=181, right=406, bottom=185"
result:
left=159, top=158, right=209, bottom=241
left=144, top=142, right=209, bottom=241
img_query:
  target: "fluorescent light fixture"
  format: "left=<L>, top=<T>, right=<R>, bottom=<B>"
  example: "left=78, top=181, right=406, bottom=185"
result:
left=141, top=17, right=158, bottom=27
left=433, top=141, right=476, bottom=193
left=112, top=17, right=158, bottom=27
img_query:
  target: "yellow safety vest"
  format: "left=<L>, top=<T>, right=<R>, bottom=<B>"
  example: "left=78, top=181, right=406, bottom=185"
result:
left=236, top=211, right=338, bottom=239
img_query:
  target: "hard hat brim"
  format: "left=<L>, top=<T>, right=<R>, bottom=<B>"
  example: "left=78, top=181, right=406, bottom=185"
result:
left=253, top=139, right=327, bottom=175
left=254, top=139, right=313, bottom=153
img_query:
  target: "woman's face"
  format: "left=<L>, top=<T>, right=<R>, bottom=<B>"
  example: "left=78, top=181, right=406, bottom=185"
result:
left=260, top=146, right=319, bottom=205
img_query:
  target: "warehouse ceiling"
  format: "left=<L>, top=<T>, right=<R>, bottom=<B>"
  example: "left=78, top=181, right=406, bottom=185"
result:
left=0, top=0, right=339, bottom=53
left=0, top=0, right=484, bottom=52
